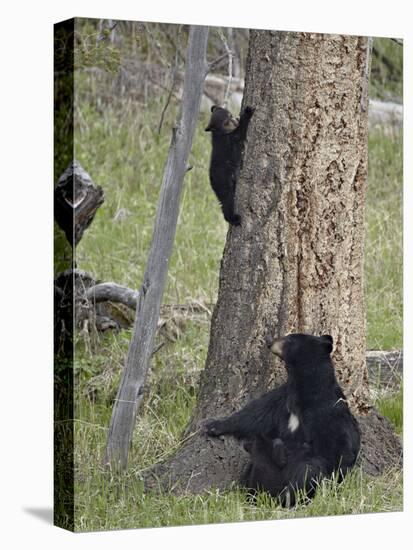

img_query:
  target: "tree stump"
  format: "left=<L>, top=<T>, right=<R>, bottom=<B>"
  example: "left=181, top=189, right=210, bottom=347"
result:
left=54, top=160, right=104, bottom=247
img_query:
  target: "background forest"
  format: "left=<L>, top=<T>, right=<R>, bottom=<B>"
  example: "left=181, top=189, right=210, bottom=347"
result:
left=58, top=20, right=402, bottom=530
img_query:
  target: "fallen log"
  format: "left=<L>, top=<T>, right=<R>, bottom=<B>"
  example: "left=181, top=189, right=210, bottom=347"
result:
left=87, top=283, right=139, bottom=310
left=366, top=350, right=403, bottom=389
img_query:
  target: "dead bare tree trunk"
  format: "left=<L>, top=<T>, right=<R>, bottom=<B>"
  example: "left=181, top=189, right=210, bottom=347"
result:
left=145, top=31, right=401, bottom=494
left=104, top=25, right=210, bottom=470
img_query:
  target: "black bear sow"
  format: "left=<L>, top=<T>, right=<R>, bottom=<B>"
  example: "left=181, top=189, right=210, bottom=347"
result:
left=205, top=105, right=254, bottom=225
left=205, top=333, right=361, bottom=505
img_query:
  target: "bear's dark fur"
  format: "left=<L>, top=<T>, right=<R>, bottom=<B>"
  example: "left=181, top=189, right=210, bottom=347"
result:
left=205, top=105, right=254, bottom=225
left=205, top=333, right=360, bottom=505
left=241, top=436, right=323, bottom=506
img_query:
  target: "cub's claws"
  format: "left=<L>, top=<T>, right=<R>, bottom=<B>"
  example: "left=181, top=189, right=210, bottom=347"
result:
left=244, top=105, right=255, bottom=116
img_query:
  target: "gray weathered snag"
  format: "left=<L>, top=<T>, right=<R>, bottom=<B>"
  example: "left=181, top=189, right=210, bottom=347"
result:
left=104, top=25, right=210, bottom=470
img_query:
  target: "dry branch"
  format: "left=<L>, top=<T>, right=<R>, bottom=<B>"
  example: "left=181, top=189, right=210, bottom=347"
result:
left=96, top=20, right=118, bottom=44
left=217, top=28, right=234, bottom=107
left=87, top=283, right=139, bottom=310
left=158, top=25, right=183, bottom=134
left=208, top=52, right=230, bottom=73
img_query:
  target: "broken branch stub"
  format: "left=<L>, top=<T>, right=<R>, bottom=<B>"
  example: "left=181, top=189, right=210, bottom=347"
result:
left=54, top=160, right=104, bottom=247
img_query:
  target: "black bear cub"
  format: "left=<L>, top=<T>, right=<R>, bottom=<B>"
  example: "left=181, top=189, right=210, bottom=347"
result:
left=241, top=436, right=323, bottom=506
left=205, top=105, right=254, bottom=225
left=205, top=333, right=360, bottom=505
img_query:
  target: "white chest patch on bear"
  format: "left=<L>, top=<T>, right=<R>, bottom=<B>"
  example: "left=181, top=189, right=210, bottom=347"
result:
left=288, top=413, right=300, bottom=433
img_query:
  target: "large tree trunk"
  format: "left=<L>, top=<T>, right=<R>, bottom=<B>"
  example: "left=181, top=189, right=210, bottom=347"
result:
left=145, top=31, right=401, bottom=494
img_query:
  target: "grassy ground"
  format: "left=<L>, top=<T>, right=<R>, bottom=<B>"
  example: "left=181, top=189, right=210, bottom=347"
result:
left=73, top=340, right=403, bottom=531
left=365, top=129, right=403, bottom=349
left=73, top=359, right=403, bottom=531
left=69, top=41, right=403, bottom=531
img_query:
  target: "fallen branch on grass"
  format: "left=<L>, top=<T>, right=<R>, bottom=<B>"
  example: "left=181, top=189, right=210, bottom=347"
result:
left=87, top=283, right=139, bottom=310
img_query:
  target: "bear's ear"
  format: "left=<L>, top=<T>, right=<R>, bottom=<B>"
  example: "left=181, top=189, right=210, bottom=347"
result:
left=321, top=334, right=333, bottom=353
left=211, top=105, right=218, bottom=112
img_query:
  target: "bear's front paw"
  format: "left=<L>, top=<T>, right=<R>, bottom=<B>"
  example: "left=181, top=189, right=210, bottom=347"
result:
left=203, top=419, right=224, bottom=437
left=230, top=214, right=241, bottom=226
left=244, top=105, right=255, bottom=117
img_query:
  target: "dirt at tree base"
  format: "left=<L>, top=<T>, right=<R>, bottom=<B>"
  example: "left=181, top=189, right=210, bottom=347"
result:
left=143, top=430, right=249, bottom=495
left=356, top=409, right=402, bottom=475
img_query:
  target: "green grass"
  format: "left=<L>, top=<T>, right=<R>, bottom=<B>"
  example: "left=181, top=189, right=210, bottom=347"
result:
left=365, top=129, right=403, bottom=349
left=73, top=466, right=402, bottom=531
left=71, top=337, right=403, bottom=532
left=375, top=387, right=403, bottom=434
left=67, top=41, right=403, bottom=530
left=72, top=350, right=403, bottom=531
left=72, top=367, right=403, bottom=531
left=370, top=37, right=403, bottom=101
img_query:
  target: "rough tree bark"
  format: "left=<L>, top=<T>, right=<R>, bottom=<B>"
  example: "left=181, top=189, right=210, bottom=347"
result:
left=104, top=26, right=210, bottom=470
left=145, top=31, right=401, bottom=493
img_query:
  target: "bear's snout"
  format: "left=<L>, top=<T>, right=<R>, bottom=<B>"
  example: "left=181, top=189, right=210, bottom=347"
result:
left=269, top=337, right=285, bottom=358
